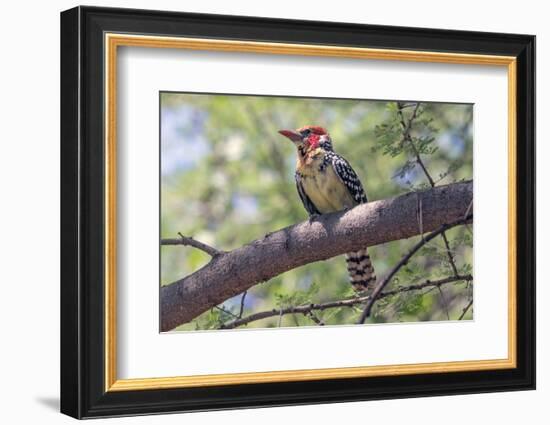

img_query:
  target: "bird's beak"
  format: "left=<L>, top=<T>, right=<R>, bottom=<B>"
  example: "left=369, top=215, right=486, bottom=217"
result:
left=278, top=129, right=302, bottom=143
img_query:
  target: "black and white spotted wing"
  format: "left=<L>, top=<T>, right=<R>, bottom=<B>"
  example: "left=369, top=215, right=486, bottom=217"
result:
left=294, top=171, right=320, bottom=216
left=330, top=154, right=368, bottom=204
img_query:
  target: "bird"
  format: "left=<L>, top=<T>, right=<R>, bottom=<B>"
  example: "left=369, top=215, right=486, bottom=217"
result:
left=278, top=125, right=376, bottom=292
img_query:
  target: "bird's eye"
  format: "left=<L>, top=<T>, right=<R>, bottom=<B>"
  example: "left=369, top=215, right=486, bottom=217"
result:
left=301, top=129, right=311, bottom=137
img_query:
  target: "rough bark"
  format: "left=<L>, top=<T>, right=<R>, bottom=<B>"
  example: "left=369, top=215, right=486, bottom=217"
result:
left=161, top=180, right=473, bottom=331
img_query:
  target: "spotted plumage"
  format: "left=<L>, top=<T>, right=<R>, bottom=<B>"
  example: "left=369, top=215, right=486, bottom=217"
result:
left=279, top=125, right=376, bottom=292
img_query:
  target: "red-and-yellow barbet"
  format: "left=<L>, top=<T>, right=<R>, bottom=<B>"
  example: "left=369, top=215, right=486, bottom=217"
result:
left=279, top=125, right=376, bottom=292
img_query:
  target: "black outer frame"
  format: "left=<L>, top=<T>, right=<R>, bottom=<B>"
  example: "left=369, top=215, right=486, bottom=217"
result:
left=60, top=5, right=535, bottom=419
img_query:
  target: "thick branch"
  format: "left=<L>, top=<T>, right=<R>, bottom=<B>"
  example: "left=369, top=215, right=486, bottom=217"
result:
left=220, top=274, right=472, bottom=329
left=161, top=180, right=473, bottom=331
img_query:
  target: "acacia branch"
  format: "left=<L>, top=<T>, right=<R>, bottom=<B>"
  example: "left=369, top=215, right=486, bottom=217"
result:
left=161, top=233, right=223, bottom=257
left=160, top=180, right=472, bottom=331
left=458, top=299, right=474, bottom=320
left=220, top=274, right=472, bottom=329
left=238, top=291, right=247, bottom=319
left=397, top=102, right=460, bottom=277
left=397, top=102, right=434, bottom=186
left=358, top=214, right=472, bottom=323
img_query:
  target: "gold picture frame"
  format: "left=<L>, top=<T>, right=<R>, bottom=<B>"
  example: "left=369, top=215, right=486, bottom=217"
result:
left=105, top=33, right=517, bottom=392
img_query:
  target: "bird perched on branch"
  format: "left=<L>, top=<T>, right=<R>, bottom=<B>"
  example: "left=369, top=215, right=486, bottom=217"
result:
left=279, top=125, right=376, bottom=292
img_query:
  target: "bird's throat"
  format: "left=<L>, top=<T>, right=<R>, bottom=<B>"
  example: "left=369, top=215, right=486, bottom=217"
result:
left=297, top=148, right=324, bottom=175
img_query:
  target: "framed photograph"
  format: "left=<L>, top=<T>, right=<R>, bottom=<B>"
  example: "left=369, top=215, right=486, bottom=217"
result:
left=60, top=6, right=535, bottom=419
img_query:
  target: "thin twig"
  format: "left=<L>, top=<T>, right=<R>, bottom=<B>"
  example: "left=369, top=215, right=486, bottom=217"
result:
left=305, top=310, right=325, bottom=326
left=214, top=305, right=239, bottom=319
left=397, top=102, right=435, bottom=186
left=464, top=199, right=474, bottom=219
left=220, top=273, right=472, bottom=329
left=441, top=232, right=460, bottom=277
left=398, top=102, right=460, bottom=277
left=160, top=233, right=223, bottom=257
left=358, top=215, right=472, bottom=324
left=421, top=285, right=439, bottom=297
left=238, top=291, right=247, bottom=319
left=380, top=275, right=471, bottom=297
left=463, top=199, right=474, bottom=235
left=458, top=299, right=474, bottom=320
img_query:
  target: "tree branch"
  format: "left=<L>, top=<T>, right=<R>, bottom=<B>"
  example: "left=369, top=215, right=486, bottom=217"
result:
left=397, top=102, right=436, bottom=186
left=220, top=274, right=472, bottom=329
left=397, top=102, right=460, bottom=277
left=160, top=180, right=473, bottom=331
left=238, top=291, right=247, bottom=319
left=458, top=299, right=474, bottom=320
left=161, top=232, right=223, bottom=257
left=358, top=214, right=472, bottom=323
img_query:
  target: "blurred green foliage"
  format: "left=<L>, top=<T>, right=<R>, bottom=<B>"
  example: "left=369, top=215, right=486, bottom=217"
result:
left=160, top=93, right=473, bottom=331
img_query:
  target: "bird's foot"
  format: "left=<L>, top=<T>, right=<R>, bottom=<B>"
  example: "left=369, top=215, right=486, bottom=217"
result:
left=308, top=213, right=319, bottom=223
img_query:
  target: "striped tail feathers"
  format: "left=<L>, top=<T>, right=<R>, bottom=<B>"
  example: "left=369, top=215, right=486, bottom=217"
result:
left=345, top=248, right=376, bottom=292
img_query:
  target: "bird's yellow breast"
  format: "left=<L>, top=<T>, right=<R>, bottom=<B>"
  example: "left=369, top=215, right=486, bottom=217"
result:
left=297, top=153, right=356, bottom=214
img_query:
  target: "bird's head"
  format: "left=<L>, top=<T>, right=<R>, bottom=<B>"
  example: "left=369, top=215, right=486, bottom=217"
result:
left=278, top=125, right=332, bottom=156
